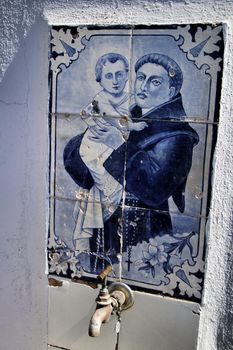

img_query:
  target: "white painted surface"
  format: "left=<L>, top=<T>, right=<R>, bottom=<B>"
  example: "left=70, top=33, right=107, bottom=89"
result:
left=48, top=281, right=200, bottom=350
left=0, top=15, right=49, bottom=350
left=1, top=1, right=233, bottom=349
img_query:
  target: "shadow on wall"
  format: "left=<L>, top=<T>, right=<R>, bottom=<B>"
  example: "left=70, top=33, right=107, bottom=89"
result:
left=0, top=1, right=43, bottom=82
left=217, top=223, right=233, bottom=348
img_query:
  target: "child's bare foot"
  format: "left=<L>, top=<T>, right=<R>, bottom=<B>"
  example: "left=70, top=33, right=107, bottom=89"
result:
left=129, top=121, right=148, bottom=131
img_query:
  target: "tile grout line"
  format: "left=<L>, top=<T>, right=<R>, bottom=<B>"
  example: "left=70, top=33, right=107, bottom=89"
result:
left=50, top=194, right=208, bottom=220
left=49, top=112, right=218, bottom=125
left=117, top=26, right=134, bottom=281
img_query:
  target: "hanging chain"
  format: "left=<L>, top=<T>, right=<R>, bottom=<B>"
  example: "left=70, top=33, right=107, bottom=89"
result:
left=114, top=298, right=122, bottom=350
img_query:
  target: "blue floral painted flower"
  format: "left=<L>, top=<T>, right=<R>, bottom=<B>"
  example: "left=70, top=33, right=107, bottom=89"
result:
left=143, top=244, right=168, bottom=266
left=136, top=243, right=168, bottom=278
left=136, top=231, right=196, bottom=280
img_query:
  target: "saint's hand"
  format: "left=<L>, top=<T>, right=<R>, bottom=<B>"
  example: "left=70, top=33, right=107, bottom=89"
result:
left=88, top=118, right=125, bottom=150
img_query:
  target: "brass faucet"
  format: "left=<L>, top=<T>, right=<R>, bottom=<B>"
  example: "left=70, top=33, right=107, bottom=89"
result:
left=88, top=265, right=134, bottom=337
left=89, top=265, right=113, bottom=337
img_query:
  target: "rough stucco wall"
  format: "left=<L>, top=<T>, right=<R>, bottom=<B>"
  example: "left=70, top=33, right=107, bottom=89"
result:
left=0, top=1, right=233, bottom=349
left=0, top=0, right=43, bottom=82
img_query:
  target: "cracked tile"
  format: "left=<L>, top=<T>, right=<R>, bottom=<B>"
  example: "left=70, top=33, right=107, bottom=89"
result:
left=49, top=195, right=122, bottom=279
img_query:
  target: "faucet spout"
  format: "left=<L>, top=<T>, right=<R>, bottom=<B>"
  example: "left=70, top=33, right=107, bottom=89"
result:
left=88, top=304, right=113, bottom=337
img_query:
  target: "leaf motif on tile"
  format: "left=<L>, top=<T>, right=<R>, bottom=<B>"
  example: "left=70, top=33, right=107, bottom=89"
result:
left=135, top=232, right=197, bottom=284
left=48, top=250, right=83, bottom=277
left=173, top=25, right=223, bottom=77
left=50, top=27, right=91, bottom=74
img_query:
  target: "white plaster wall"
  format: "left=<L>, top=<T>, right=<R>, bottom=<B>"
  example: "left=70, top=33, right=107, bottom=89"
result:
left=0, top=13, right=49, bottom=350
left=1, top=1, right=233, bottom=349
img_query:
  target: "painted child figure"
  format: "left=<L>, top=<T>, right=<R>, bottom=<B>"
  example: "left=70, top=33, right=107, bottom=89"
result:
left=79, top=53, right=147, bottom=225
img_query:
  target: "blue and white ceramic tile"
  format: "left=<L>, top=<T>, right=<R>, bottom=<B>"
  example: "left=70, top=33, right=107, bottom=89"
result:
left=130, top=26, right=223, bottom=123
left=48, top=25, right=224, bottom=301
left=120, top=209, right=203, bottom=299
left=123, top=122, right=214, bottom=217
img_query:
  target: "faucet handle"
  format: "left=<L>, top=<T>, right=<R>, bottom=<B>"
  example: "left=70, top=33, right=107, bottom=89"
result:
left=95, top=265, right=113, bottom=307
left=97, top=265, right=112, bottom=285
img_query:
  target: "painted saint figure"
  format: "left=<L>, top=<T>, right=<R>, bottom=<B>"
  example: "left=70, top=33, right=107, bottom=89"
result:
left=64, top=53, right=199, bottom=271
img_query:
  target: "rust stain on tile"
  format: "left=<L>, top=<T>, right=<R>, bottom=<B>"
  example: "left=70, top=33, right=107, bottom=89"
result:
left=48, top=277, right=63, bottom=287
left=71, top=277, right=98, bottom=289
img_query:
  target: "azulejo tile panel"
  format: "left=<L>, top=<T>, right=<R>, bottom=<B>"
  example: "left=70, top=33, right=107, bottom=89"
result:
left=48, top=24, right=224, bottom=301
